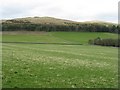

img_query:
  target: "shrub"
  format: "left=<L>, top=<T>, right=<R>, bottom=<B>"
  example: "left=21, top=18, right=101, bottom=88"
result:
left=88, top=37, right=120, bottom=47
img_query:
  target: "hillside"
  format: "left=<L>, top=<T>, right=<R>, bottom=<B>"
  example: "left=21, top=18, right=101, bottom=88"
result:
left=2, top=16, right=119, bottom=33
left=2, top=17, right=78, bottom=25
left=2, top=16, right=117, bottom=25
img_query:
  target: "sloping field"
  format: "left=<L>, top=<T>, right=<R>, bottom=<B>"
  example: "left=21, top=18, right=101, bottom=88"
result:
left=51, top=32, right=118, bottom=44
left=2, top=31, right=118, bottom=44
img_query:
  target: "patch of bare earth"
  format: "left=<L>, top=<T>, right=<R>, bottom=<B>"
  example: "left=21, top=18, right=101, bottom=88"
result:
left=2, top=31, right=48, bottom=35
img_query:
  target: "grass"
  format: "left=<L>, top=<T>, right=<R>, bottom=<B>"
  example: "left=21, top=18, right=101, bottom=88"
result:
left=51, top=32, right=118, bottom=44
left=2, top=31, right=118, bottom=44
left=2, top=31, right=118, bottom=88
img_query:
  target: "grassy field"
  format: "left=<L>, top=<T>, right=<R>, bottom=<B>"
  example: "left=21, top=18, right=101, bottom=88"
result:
left=2, top=31, right=118, bottom=88
left=2, top=31, right=118, bottom=44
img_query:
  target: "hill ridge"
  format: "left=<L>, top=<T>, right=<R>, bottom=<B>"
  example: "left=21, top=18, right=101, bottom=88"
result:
left=2, top=16, right=117, bottom=25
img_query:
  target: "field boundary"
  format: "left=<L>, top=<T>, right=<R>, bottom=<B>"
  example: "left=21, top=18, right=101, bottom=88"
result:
left=1, top=41, right=83, bottom=45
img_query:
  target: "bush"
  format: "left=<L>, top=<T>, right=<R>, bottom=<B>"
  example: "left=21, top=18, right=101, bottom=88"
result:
left=88, top=37, right=120, bottom=47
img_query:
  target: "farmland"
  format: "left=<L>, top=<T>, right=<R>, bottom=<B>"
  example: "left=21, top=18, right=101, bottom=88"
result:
left=2, top=31, right=118, bottom=44
left=2, top=31, right=118, bottom=88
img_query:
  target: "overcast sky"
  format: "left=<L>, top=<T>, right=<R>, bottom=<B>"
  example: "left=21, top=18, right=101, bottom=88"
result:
left=0, top=0, right=119, bottom=23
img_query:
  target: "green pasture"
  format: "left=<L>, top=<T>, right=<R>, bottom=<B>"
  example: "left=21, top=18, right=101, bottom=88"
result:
left=2, top=31, right=118, bottom=88
left=2, top=31, right=118, bottom=44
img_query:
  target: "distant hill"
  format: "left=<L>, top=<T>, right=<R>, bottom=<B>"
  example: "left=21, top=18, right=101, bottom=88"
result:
left=2, top=16, right=117, bottom=25
left=2, top=16, right=79, bottom=25
left=2, top=16, right=119, bottom=33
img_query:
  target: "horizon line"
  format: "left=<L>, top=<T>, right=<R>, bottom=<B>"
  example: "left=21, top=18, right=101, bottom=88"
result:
left=0, top=16, right=118, bottom=24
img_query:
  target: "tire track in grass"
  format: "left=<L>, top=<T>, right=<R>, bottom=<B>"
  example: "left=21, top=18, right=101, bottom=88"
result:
left=42, top=49, right=117, bottom=60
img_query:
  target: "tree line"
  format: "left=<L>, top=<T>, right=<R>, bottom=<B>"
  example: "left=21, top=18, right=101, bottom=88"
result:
left=88, top=37, right=120, bottom=47
left=2, top=21, right=120, bottom=33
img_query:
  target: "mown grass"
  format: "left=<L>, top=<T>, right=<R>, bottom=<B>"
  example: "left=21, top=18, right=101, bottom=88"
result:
left=2, top=31, right=118, bottom=44
left=51, top=32, right=118, bottom=44
left=2, top=43, right=118, bottom=88
left=2, top=31, right=118, bottom=88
